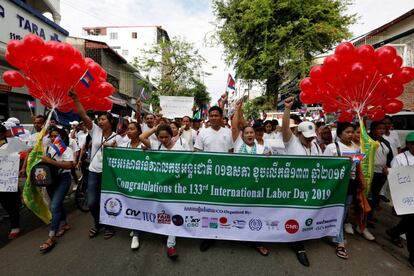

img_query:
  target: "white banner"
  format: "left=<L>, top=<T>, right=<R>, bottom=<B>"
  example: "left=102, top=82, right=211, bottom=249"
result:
left=0, top=153, right=19, bottom=192
left=388, top=166, right=414, bottom=215
left=100, top=193, right=343, bottom=242
left=159, top=96, right=194, bottom=119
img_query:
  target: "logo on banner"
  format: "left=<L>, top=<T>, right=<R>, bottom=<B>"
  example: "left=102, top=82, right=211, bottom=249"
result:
left=104, top=198, right=122, bottom=217
left=219, top=217, right=231, bottom=229
left=172, top=215, right=184, bottom=226
left=305, top=218, right=313, bottom=227
left=302, top=218, right=314, bottom=232
left=157, top=210, right=171, bottom=224
left=265, top=220, right=280, bottom=230
left=142, top=211, right=156, bottom=222
left=249, top=219, right=263, bottom=231
left=232, top=220, right=247, bottom=229
left=125, top=208, right=141, bottom=219
left=202, top=217, right=218, bottom=229
left=285, top=219, right=299, bottom=234
left=185, top=216, right=200, bottom=228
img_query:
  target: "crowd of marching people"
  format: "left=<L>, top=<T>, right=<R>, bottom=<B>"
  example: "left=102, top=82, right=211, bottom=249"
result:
left=0, top=92, right=413, bottom=268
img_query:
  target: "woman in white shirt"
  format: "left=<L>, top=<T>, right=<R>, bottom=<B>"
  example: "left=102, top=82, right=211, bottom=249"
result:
left=39, top=128, right=74, bottom=253
left=69, top=90, right=117, bottom=240
left=118, top=122, right=143, bottom=250
left=386, top=132, right=414, bottom=268
left=139, top=124, right=184, bottom=259
left=323, top=122, right=361, bottom=259
left=170, top=121, right=190, bottom=151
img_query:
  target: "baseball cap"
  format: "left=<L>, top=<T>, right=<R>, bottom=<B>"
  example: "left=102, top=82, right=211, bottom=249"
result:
left=406, top=132, right=414, bottom=143
left=297, top=121, right=316, bottom=138
left=2, top=121, right=16, bottom=130
left=6, top=117, right=20, bottom=125
left=69, top=120, right=79, bottom=126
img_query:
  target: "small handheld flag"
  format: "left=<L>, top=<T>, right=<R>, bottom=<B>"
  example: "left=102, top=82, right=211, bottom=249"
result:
left=227, top=74, right=235, bottom=90
left=26, top=100, right=36, bottom=109
left=80, top=70, right=95, bottom=88
left=11, top=126, right=25, bottom=137
left=51, top=136, right=67, bottom=156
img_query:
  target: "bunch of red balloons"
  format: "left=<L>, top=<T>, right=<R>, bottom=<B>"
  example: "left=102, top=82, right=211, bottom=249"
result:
left=299, top=42, right=414, bottom=122
left=2, top=34, right=115, bottom=112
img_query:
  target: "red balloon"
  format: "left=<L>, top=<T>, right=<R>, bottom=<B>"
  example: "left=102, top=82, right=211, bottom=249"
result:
left=299, top=92, right=316, bottom=104
left=386, top=82, right=404, bottom=98
left=94, top=98, right=113, bottom=111
left=324, top=54, right=342, bottom=70
left=367, top=108, right=386, bottom=121
left=350, top=62, right=365, bottom=83
left=392, top=67, right=414, bottom=84
left=355, top=45, right=375, bottom=63
left=299, top=77, right=315, bottom=93
left=335, top=42, right=355, bottom=61
left=23, top=34, right=45, bottom=55
left=383, top=99, right=403, bottom=114
left=375, top=46, right=397, bottom=65
left=338, top=111, right=353, bottom=122
left=97, top=82, right=115, bottom=97
left=2, top=71, right=25, bottom=87
left=322, top=102, right=338, bottom=113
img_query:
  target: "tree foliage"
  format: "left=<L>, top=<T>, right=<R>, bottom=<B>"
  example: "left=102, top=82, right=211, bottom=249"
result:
left=134, top=37, right=211, bottom=110
left=213, top=0, right=356, bottom=106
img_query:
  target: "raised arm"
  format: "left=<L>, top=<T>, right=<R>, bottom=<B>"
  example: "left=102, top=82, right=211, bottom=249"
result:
left=139, top=126, right=157, bottom=148
left=231, top=101, right=242, bottom=142
left=68, top=90, right=92, bottom=130
left=282, top=96, right=294, bottom=143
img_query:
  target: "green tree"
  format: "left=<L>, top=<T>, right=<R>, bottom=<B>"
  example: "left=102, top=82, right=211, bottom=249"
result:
left=213, top=0, right=356, bottom=107
left=134, top=37, right=211, bottom=110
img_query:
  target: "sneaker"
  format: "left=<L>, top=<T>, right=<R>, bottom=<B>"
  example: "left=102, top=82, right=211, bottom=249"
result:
left=344, top=223, right=354, bottom=235
left=131, top=236, right=139, bottom=250
left=167, top=247, right=178, bottom=259
left=355, top=226, right=375, bottom=241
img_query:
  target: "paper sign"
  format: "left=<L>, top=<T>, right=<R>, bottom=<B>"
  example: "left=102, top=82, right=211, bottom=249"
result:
left=388, top=166, right=414, bottom=215
left=159, top=96, right=194, bottom=119
left=0, top=153, right=20, bottom=192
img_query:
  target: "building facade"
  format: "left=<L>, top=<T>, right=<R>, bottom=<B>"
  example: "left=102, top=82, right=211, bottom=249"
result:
left=0, top=0, right=68, bottom=123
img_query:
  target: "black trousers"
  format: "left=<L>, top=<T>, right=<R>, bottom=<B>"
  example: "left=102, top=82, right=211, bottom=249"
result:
left=389, top=214, right=414, bottom=260
left=371, top=172, right=388, bottom=207
left=0, top=191, right=21, bottom=229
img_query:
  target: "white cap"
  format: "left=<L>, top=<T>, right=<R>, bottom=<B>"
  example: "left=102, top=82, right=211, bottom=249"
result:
left=69, top=120, right=79, bottom=126
left=2, top=121, right=16, bottom=130
left=6, top=117, right=20, bottom=125
left=297, top=121, right=316, bottom=138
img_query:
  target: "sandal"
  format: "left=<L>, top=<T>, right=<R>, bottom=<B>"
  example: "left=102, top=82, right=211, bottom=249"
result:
left=40, top=237, right=56, bottom=253
left=336, top=245, right=349, bottom=259
left=255, top=246, right=270, bottom=256
left=8, top=230, right=21, bottom=240
left=89, top=227, right=100, bottom=238
left=103, top=229, right=115, bottom=240
left=56, top=224, right=70, bottom=237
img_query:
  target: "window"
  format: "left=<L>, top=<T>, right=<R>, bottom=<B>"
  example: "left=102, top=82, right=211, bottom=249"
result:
left=132, top=32, right=137, bottom=39
left=112, top=46, right=121, bottom=49
left=109, top=32, right=118, bottom=40
left=122, top=49, right=129, bottom=56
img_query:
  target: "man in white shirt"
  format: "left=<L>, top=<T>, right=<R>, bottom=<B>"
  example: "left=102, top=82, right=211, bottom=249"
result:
left=194, top=106, right=233, bottom=153
left=282, top=97, right=321, bottom=267
left=194, top=106, right=233, bottom=251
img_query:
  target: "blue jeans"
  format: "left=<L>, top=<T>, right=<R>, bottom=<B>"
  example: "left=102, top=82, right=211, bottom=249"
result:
left=334, top=194, right=354, bottom=244
left=47, top=172, right=71, bottom=237
left=87, top=171, right=113, bottom=231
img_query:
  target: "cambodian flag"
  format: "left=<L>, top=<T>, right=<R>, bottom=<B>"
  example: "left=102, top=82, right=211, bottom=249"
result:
left=26, top=100, right=36, bottom=109
left=227, top=74, right=235, bottom=90
left=11, top=126, right=25, bottom=137
left=80, top=70, right=95, bottom=88
left=51, top=136, right=67, bottom=156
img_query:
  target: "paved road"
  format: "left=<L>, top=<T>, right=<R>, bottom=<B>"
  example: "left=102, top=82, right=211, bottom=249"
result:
left=0, top=200, right=413, bottom=276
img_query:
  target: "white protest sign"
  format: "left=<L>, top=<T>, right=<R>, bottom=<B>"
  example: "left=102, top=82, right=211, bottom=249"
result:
left=388, top=166, right=414, bottom=215
left=0, top=152, right=20, bottom=192
left=159, top=96, right=194, bottom=119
